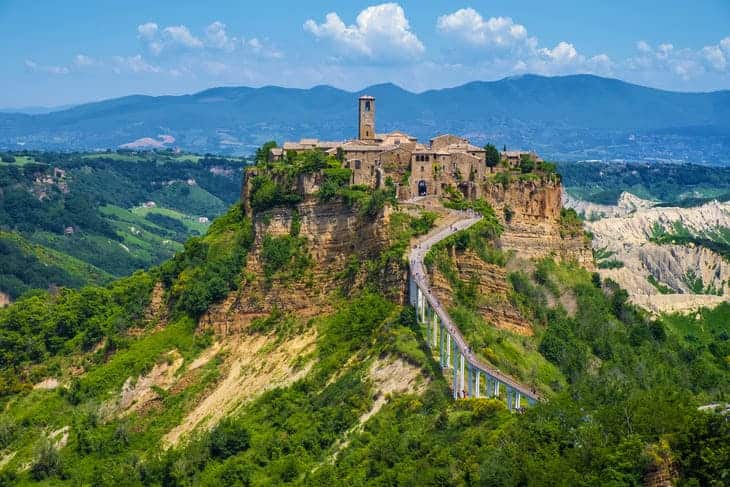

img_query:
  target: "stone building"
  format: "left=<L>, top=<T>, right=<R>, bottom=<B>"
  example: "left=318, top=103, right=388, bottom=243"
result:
left=271, top=95, right=537, bottom=200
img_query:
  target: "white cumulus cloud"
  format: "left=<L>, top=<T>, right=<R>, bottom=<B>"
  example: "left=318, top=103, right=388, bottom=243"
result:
left=435, top=8, right=613, bottom=77
left=205, top=21, right=236, bottom=51
left=436, top=9, right=533, bottom=50
left=539, top=41, right=579, bottom=64
left=137, top=22, right=203, bottom=54
left=304, top=3, right=424, bottom=62
left=163, top=25, right=203, bottom=49
left=137, top=22, right=158, bottom=41
left=244, top=37, right=283, bottom=59
left=628, top=38, right=730, bottom=80
left=112, top=54, right=161, bottom=74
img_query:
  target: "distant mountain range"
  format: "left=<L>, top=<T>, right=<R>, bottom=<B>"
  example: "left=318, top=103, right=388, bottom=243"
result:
left=1, top=74, right=729, bottom=163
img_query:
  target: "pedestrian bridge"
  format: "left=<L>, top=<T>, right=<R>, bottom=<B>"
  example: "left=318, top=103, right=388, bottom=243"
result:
left=408, top=209, right=540, bottom=410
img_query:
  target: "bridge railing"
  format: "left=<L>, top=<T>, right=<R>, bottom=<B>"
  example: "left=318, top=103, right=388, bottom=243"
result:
left=408, top=210, right=540, bottom=409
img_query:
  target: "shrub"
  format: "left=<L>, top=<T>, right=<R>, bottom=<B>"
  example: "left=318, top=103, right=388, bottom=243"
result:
left=559, top=208, right=584, bottom=238
left=165, top=205, right=254, bottom=317
left=30, top=439, right=63, bottom=480
left=210, top=419, right=250, bottom=459
left=493, top=172, right=511, bottom=188
left=519, top=154, right=535, bottom=173
left=255, top=141, right=277, bottom=165
left=410, top=212, right=437, bottom=235
left=598, top=259, right=624, bottom=269
left=261, top=234, right=310, bottom=281
left=318, top=167, right=352, bottom=201
left=484, top=144, right=500, bottom=168
left=503, top=205, right=514, bottom=223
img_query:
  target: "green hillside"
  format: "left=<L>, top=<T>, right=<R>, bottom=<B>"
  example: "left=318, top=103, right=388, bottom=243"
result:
left=0, top=196, right=726, bottom=485
left=559, top=161, right=730, bottom=205
left=0, top=150, right=246, bottom=301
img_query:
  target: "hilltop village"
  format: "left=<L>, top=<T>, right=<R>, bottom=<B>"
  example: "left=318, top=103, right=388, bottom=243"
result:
left=270, top=95, right=543, bottom=200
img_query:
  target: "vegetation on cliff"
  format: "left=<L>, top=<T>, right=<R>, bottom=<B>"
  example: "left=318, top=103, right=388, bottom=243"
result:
left=0, top=151, right=726, bottom=485
left=249, top=149, right=396, bottom=218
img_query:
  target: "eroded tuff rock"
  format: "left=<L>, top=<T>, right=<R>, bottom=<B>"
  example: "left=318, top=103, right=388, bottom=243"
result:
left=483, top=178, right=594, bottom=268
left=200, top=199, right=405, bottom=335
left=207, top=175, right=593, bottom=336
left=589, top=200, right=730, bottom=247
left=564, top=191, right=657, bottom=220
left=578, top=197, right=730, bottom=313
left=429, top=249, right=532, bottom=335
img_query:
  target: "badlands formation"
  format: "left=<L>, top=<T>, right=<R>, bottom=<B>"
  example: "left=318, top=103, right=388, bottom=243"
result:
left=566, top=192, right=730, bottom=313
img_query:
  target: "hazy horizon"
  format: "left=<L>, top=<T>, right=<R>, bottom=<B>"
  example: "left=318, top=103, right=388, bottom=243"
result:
left=3, top=72, right=730, bottom=113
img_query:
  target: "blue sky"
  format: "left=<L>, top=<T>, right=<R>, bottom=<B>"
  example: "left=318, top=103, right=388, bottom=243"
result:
left=1, top=0, right=729, bottom=108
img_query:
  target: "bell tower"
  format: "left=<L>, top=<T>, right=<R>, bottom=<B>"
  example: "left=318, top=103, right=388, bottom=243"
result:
left=358, top=95, right=375, bottom=140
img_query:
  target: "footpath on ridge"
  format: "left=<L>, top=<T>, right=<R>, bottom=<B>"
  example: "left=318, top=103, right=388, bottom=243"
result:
left=404, top=198, right=540, bottom=403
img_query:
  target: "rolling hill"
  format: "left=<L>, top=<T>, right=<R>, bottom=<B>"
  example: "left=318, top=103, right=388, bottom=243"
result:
left=1, top=74, right=729, bottom=163
left=0, top=151, right=246, bottom=302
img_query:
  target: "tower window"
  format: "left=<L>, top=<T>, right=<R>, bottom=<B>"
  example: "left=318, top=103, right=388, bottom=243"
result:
left=365, top=101, right=371, bottom=111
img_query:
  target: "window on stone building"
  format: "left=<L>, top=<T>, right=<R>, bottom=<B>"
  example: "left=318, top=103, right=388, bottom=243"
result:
left=365, top=101, right=371, bottom=111
left=355, top=160, right=361, bottom=169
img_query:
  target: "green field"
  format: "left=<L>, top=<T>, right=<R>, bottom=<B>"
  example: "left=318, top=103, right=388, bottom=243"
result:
left=131, top=206, right=210, bottom=234
left=0, top=155, right=38, bottom=166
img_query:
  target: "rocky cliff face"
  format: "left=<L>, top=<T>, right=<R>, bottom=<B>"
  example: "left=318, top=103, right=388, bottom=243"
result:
left=214, top=172, right=593, bottom=336
left=588, top=200, right=730, bottom=246
left=563, top=191, right=657, bottom=219
left=573, top=196, right=730, bottom=313
left=429, top=249, right=532, bottom=335
left=482, top=178, right=594, bottom=268
left=201, top=198, right=404, bottom=334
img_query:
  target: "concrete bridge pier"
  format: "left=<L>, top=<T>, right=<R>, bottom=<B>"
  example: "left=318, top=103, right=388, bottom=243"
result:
left=447, top=334, right=452, bottom=367
left=439, top=324, right=446, bottom=369
left=425, top=304, right=431, bottom=348
left=452, top=347, right=459, bottom=400
left=432, top=313, right=439, bottom=348
left=459, top=353, right=465, bottom=397
left=408, top=273, right=418, bottom=308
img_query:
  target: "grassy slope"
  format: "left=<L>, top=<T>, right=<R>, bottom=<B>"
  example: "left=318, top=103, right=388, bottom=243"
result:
left=0, top=199, right=726, bottom=485
left=0, top=151, right=244, bottom=299
left=0, top=231, right=112, bottom=298
left=131, top=206, right=209, bottom=235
